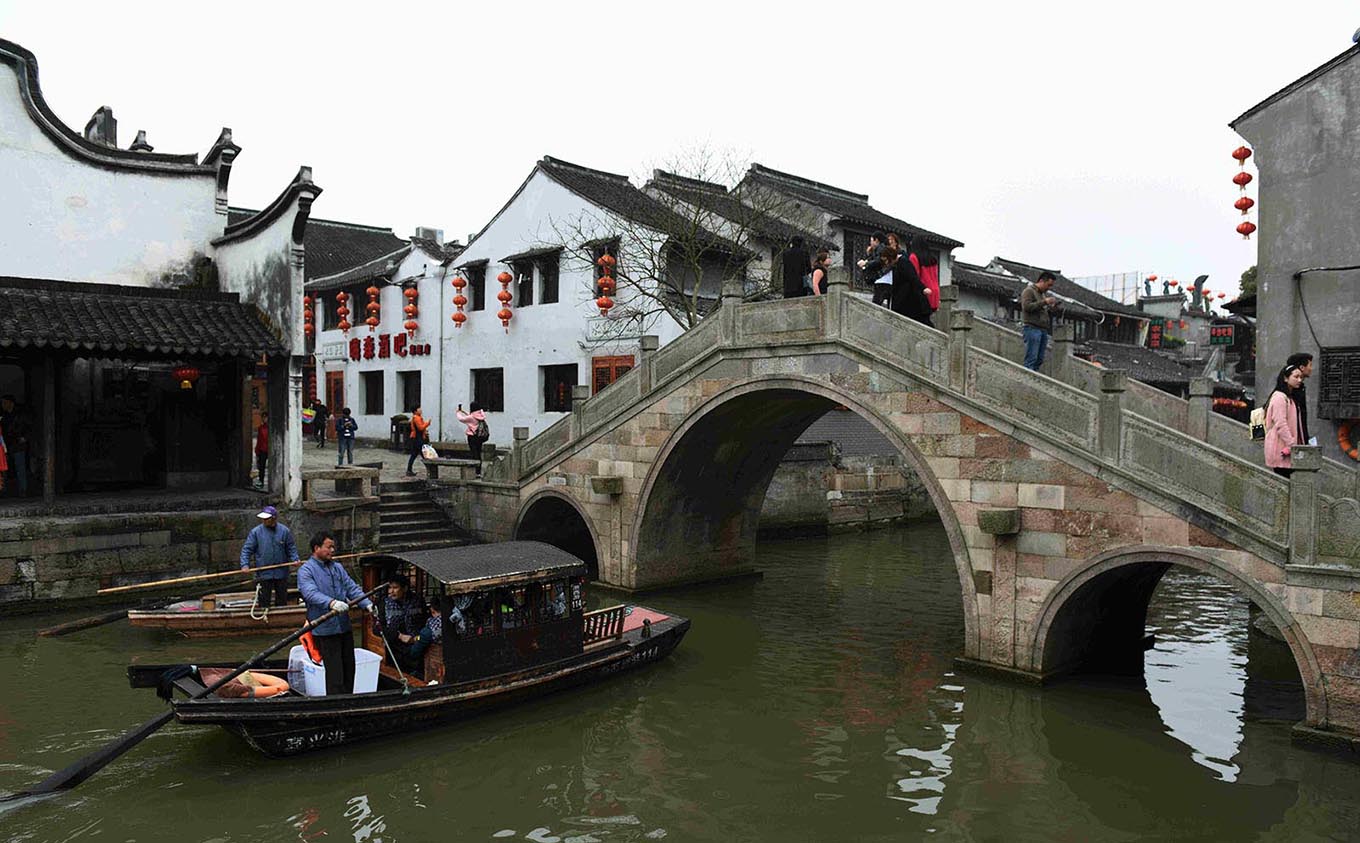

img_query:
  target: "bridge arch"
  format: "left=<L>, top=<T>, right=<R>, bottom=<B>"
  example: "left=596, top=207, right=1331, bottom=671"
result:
left=515, top=488, right=601, bottom=579
left=630, top=374, right=981, bottom=658
left=1028, top=545, right=1326, bottom=725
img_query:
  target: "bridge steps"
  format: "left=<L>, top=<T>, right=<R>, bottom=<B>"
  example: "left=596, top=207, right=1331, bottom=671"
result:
left=377, top=480, right=463, bottom=552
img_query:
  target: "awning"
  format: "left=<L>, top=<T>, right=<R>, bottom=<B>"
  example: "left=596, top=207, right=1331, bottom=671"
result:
left=0, top=276, right=285, bottom=357
left=500, top=245, right=563, bottom=264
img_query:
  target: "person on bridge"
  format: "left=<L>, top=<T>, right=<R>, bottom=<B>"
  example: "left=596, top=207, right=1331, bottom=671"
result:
left=809, top=249, right=831, bottom=295
left=406, top=406, right=431, bottom=476
left=239, top=504, right=301, bottom=608
left=1285, top=352, right=1316, bottom=447
left=887, top=247, right=932, bottom=326
left=298, top=530, right=375, bottom=695
left=1020, top=272, right=1059, bottom=371
left=457, top=402, right=488, bottom=478
left=780, top=235, right=812, bottom=299
left=1264, top=364, right=1306, bottom=478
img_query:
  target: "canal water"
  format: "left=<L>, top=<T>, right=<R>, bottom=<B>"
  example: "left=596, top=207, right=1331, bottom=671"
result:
left=2, top=523, right=1358, bottom=841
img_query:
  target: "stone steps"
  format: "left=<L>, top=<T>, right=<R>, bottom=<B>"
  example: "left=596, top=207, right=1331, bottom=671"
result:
left=375, top=480, right=462, bottom=552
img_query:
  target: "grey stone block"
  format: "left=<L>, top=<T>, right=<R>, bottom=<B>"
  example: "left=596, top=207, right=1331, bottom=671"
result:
left=978, top=508, right=1021, bottom=536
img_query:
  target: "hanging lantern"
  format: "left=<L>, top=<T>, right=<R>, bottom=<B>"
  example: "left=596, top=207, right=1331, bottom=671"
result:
left=450, top=275, right=468, bottom=329
left=1232, top=171, right=1252, bottom=188
left=1236, top=221, right=1257, bottom=239
left=1232, top=145, right=1256, bottom=240
left=1169, top=279, right=1179, bottom=288
left=1234, top=196, right=1254, bottom=215
left=365, top=284, right=381, bottom=331
left=302, top=294, right=314, bottom=340
left=1147, top=274, right=1158, bottom=282
left=402, top=286, right=419, bottom=336
left=172, top=365, right=200, bottom=390
left=1217, top=292, right=1226, bottom=299
left=496, top=271, right=514, bottom=332
left=335, top=291, right=351, bottom=334
left=1232, top=146, right=1252, bottom=164
left=1179, top=320, right=1188, bottom=330
left=595, top=252, right=617, bottom=316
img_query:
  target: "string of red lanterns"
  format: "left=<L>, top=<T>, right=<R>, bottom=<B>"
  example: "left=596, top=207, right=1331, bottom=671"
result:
left=403, top=286, right=419, bottom=337
left=365, top=284, right=381, bottom=332
left=596, top=253, right=617, bottom=316
left=1232, top=146, right=1256, bottom=240
left=335, top=291, right=351, bottom=334
left=302, top=294, right=315, bottom=339
left=496, top=271, right=514, bottom=331
left=451, top=275, right=468, bottom=328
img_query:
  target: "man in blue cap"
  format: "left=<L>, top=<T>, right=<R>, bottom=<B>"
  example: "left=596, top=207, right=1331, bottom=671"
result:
left=239, top=504, right=300, bottom=607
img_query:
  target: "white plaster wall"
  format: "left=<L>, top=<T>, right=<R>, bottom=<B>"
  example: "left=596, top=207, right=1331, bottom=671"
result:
left=0, top=64, right=221, bottom=285
left=213, top=207, right=303, bottom=354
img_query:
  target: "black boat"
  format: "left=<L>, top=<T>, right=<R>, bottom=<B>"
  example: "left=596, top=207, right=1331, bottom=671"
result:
left=128, top=542, right=689, bottom=757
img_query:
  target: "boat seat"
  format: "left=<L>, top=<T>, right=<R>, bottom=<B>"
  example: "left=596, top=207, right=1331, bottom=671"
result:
left=379, top=662, right=428, bottom=687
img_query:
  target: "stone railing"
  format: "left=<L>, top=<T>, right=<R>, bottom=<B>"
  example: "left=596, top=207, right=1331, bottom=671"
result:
left=506, top=272, right=1354, bottom=569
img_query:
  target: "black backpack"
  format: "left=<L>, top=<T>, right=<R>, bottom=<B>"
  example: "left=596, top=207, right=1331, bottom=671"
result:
left=473, top=418, right=489, bottom=441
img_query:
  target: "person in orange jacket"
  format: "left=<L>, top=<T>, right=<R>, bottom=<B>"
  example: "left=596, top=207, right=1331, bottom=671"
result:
left=406, top=406, right=431, bottom=476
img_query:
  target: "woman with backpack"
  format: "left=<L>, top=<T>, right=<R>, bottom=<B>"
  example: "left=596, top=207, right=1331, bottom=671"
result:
left=456, top=402, right=488, bottom=478
left=1264, top=364, right=1306, bottom=478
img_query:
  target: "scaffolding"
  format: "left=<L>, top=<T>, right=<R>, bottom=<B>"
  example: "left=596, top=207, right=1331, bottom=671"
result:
left=1070, top=271, right=1146, bottom=305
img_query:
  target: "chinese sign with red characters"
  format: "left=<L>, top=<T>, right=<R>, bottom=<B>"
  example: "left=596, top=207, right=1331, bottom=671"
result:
left=1208, top=324, right=1235, bottom=346
left=348, top=333, right=432, bottom=361
left=1148, top=318, right=1164, bottom=349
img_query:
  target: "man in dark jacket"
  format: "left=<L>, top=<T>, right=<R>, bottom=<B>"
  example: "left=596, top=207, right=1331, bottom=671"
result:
left=1286, top=352, right=1316, bottom=445
left=780, top=236, right=811, bottom=298
left=1020, top=272, right=1059, bottom=371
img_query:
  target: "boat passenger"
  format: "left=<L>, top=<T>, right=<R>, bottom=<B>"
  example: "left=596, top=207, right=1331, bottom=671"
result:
left=297, top=531, right=375, bottom=695
left=376, top=576, right=425, bottom=670
left=239, top=505, right=301, bottom=608
left=401, top=603, right=445, bottom=682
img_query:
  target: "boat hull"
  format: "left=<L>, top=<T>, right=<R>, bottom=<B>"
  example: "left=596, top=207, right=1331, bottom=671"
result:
left=167, top=615, right=688, bottom=756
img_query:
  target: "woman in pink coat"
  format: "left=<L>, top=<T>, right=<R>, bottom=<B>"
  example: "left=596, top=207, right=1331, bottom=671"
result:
left=1264, top=364, right=1305, bottom=477
left=456, top=402, right=488, bottom=478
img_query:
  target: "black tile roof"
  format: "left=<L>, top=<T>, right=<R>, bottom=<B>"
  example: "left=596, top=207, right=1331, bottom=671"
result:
left=0, top=276, right=284, bottom=357
left=394, top=540, right=588, bottom=591
left=645, top=170, right=837, bottom=253
left=410, top=237, right=464, bottom=262
left=227, top=207, right=409, bottom=280
left=742, top=164, right=964, bottom=249
left=1085, top=340, right=1199, bottom=387
left=538, top=157, right=752, bottom=258
left=798, top=409, right=896, bottom=456
left=952, top=261, right=1024, bottom=299
left=989, top=257, right=1143, bottom=318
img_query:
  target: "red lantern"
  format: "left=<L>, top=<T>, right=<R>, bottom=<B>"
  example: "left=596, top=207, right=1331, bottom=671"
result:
left=1169, top=279, right=1179, bottom=288
left=1234, top=196, right=1254, bottom=215
left=1179, top=320, right=1187, bottom=330
left=402, top=286, right=419, bottom=336
left=451, top=276, right=468, bottom=328
left=1217, top=292, right=1226, bottom=299
left=595, top=252, right=617, bottom=316
left=1232, top=146, right=1252, bottom=163
left=404, top=319, right=418, bottom=333
left=404, top=304, right=417, bottom=317
left=335, top=291, right=351, bottom=334
left=365, top=284, right=381, bottom=332
left=1147, top=274, right=1158, bottom=282
left=172, top=365, right=200, bottom=390
left=1236, top=221, right=1257, bottom=240
left=496, top=271, right=513, bottom=332
left=303, top=324, right=315, bottom=338
left=1232, top=171, right=1252, bottom=188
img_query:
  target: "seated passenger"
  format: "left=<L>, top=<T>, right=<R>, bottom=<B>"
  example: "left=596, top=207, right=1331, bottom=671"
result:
left=400, top=604, right=445, bottom=682
left=376, top=576, right=424, bottom=669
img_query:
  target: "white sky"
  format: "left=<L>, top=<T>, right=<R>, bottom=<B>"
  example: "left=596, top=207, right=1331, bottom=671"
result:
left=3, top=1, right=1356, bottom=300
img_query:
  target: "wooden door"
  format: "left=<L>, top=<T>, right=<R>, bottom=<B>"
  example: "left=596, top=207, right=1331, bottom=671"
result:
left=325, top=371, right=345, bottom=433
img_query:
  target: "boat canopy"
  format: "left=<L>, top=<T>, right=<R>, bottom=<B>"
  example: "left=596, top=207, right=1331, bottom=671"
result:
left=389, top=541, right=589, bottom=594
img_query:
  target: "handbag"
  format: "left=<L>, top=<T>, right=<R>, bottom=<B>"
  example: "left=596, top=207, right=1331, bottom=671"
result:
left=1248, top=406, right=1266, bottom=441
left=421, top=443, right=438, bottom=460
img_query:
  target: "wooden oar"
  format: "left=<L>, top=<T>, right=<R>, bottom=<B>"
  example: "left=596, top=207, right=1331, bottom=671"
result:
left=1, top=581, right=386, bottom=805
left=36, top=579, right=257, bottom=638
left=95, top=552, right=372, bottom=595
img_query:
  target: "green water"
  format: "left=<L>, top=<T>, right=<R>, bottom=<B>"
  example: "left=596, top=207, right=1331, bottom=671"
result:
left=2, top=524, right=1358, bottom=841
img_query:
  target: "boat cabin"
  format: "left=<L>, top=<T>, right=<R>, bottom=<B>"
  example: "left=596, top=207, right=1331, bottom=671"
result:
left=359, top=541, right=623, bottom=683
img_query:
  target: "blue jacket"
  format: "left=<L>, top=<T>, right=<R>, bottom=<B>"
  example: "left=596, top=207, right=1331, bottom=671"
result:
left=297, top=556, right=372, bottom=636
left=336, top=417, right=358, bottom=440
left=239, top=523, right=299, bottom=580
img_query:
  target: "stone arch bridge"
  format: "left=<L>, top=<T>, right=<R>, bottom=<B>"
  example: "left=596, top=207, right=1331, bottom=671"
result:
left=434, top=274, right=1360, bottom=748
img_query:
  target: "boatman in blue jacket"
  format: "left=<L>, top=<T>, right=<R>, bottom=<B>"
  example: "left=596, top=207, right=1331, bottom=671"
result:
left=239, top=505, right=300, bottom=608
left=298, top=531, right=375, bottom=695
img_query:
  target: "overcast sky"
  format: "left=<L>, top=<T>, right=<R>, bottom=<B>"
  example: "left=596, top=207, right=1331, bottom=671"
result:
left=4, top=2, right=1356, bottom=300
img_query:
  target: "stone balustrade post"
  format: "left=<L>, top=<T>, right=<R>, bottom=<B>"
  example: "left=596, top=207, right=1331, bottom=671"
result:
left=570, top=384, right=591, bottom=439
left=825, top=264, right=851, bottom=338
left=1288, top=445, right=1321, bottom=568
left=638, top=334, right=659, bottom=393
left=1098, top=369, right=1127, bottom=464
left=949, top=309, right=974, bottom=393
left=512, top=426, right=529, bottom=480
left=1188, top=377, right=1213, bottom=441
left=937, top=285, right=958, bottom=328
left=1050, top=323, right=1076, bottom=383
left=720, top=276, right=744, bottom=343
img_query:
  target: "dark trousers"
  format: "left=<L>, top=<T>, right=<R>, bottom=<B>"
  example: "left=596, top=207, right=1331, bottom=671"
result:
left=467, top=436, right=484, bottom=475
left=255, top=452, right=268, bottom=486
left=406, top=434, right=424, bottom=474
left=256, top=578, right=289, bottom=607
left=314, top=628, right=356, bottom=695
left=872, top=283, right=892, bottom=306
left=314, top=420, right=327, bottom=446
left=1273, top=468, right=1294, bottom=478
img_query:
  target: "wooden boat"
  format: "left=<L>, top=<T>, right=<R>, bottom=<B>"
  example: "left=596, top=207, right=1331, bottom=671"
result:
left=127, top=589, right=361, bottom=638
left=128, top=542, right=689, bottom=756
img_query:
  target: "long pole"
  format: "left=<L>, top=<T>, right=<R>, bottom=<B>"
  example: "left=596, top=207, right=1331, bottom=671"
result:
left=3, top=581, right=386, bottom=804
left=95, top=552, right=372, bottom=595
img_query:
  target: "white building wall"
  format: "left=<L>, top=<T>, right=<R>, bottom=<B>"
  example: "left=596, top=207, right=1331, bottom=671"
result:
left=0, top=63, right=221, bottom=286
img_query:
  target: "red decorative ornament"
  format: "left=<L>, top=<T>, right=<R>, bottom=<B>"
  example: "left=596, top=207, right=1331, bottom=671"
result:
left=365, top=284, right=381, bottom=332
left=450, top=275, right=468, bottom=329
left=172, top=365, right=200, bottom=390
left=1179, top=320, right=1188, bottom=330
left=595, top=252, right=617, bottom=316
left=1232, top=144, right=1256, bottom=240
left=402, top=286, right=419, bottom=336
left=1217, top=292, right=1226, bottom=299
left=1232, top=171, right=1253, bottom=188
left=1169, top=279, right=1179, bottom=288
left=1232, top=146, right=1252, bottom=163
left=1236, top=221, right=1257, bottom=239
left=1147, top=274, right=1158, bottom=282
left=335, top=291, right=351, bottom=334
left=1234, top=196, right=1254, bottom=215
left=302, top=294, right=315, bottom=341
left=496, top=271, right=514, bottom=332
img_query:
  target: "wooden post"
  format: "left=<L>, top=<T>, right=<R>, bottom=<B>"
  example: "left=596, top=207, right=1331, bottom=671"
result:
left=1288, top=445, right=1321, bottom=568
left=948, top=309, right=974, bottom=393
left=1188, top=376, right=1213, bottom=441
left=42, top=356, right=56, bottom=505
left=1098, top=369, right=1127, bottom=464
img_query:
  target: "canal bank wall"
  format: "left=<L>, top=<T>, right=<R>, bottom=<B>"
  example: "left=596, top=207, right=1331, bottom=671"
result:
left=758, top=441, right=936, bottom=535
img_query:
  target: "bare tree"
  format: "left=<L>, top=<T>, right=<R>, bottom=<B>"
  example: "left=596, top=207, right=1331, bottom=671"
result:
left=540, top=147, right=807, bottom=346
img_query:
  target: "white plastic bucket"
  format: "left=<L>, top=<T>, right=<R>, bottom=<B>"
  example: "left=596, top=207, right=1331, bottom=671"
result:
left=352, top=648, right=381, bottom=694
left=288, top=645, right=381, bottom=696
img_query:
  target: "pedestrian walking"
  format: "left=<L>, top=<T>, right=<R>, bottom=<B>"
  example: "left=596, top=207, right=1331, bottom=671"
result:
left=1264, top=364, right=1307, bottom=478
left=780, top=236, right=812, bottom=299
left=0, top=394, right=31, bottom=496
left=858, top=233, right=889, bottom=303
left=1020, top=272, right=1059, bottom=371
left=457, top=402, right=488, bottom=478
left=1285, top=352, right=1317, bottom=447
left=809, top=249, right=831, bottom=295
left=239, top=504, right=300, bottom=608
left=406, top=406, right=431, bottom=476
left=336, top=407, right=358, bottom=466
left=313, top=400, right=330, bottom=448
left=297, top=531, right=375, bottom=695
left=254, top=410, right=269, bottom=489
left=887, top=247, right=932, bottom=326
